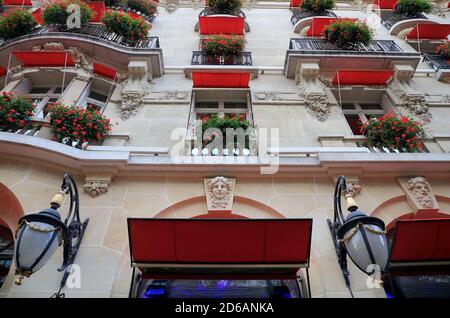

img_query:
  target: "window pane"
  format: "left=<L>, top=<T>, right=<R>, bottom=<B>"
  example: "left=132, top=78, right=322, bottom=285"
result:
left=341, top=103, right=355, bottom=110
left=224, top=102, right=247, bottom=109
left=344, top=114, right=363, bottom=135
left=88, top=91, right=108, bottom=103
left=53, top=87, right=63, bottom=94
left=29, top=87, right=51, bottom=94
left=359, top=103, right=383, bottom=110
left=196, top=102, right=219, bottom=109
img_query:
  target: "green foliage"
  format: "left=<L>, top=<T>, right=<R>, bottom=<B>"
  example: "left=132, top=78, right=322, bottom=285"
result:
left=436, top=41, right=450, bottom=59
left=127, top=0, right=157, bottom=16
left=395, top=0, right=432, bottom=15
left=323, top=20, right=373, bottom=49
left=0, top=9, right=37, bottom=40
left=48, top=103, right=112, bottom=143
left=102, top=10, right=150, bottom=41
left=207, top=0, right=242, bottom=14
left=203, top=34, right=244, bottom=56
left=361, top=111, right=426, bottom=152
left=300, top=0, right=335, bottom=13
left=0, top=92, right=35, bottom=131
left=42, top=0, right=93, bottom=28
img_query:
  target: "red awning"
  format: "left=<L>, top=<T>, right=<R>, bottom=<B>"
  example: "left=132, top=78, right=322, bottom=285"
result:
left=389, top=218, right=450, bottom=264
left=128, top=219, right=312, bottom=279
left=406, top=23, right=450, bottom=40
left=289, top=0, right=302, bottom=7
left=192, top=72, right=250, bottom=88
left=332, top=70, right=394, bottom=86
left=306, top=17, right=337, bottom=37
left=372, top=0, right=397, bottom=9
left=93, top=62, right=117, bottom=80
left=31, top=8, right=44, bottom=26
left=0, top=67, right=6, bottom=77
left=87, top=1, right=106, bottom=23
left=13, top=52, right=75, bottom=67
left=199, top=16, right=245, bottom=35
left=3, top=0, right=32, bottom=5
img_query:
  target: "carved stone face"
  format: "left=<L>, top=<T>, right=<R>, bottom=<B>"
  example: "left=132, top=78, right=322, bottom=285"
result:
left=212, top=180, right=228, bottom=200
left=412, top=182, right=429, bottom=198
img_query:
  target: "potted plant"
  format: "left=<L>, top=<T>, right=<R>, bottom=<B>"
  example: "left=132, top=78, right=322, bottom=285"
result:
left=323, top=19, right=373, bottom=49
left=42, top=0, right=93, bottom=29
left=300, top=0, right=335, bottom=15
left=202, top=34, right=244, bottom=64
left=0, top=92, right=35, bottom=132
left=207, top=0, right=242, bottom=15
left=435, top=41, right=450, bottom=60
left=102, top=10, right=149, bottom=41
left=127, top=0, right=157, bottom=16
left=361, top=111, right=426, bottom=152
left=0, top=9, right=37, bottom=40
left=395, top=0, right=432, bottom=17
left=48, top=102, right=112, bottom=145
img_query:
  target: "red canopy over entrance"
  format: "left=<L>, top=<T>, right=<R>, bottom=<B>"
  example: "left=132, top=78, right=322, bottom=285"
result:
left=128, top=218, right=312, bottom=279
left=192, top=72, right=250, bottom=88
left=372, top=0, right=397, bottom=9
left=406, top=23, right=450, bottom=40
left=332, top=70, right=394, bottom=86
left=199, top=16, right=245, bottom=35
left=389, top=218, right=450, bottom=264
left=93, top=62, right=117, bottom=80
left=13, top=52, right=75, bottom=67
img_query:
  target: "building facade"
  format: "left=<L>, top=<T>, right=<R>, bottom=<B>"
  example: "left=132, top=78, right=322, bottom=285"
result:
left=0, top=0, right=450, bottom=298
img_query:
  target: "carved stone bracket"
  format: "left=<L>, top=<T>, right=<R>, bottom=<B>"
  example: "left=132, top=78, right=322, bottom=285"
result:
left=397, top=176, right=440, bottom=212
left=387, top=64, right=431, bottom=122
left=82, top=174, right=113, bottom=197
left=295, top=63, right=330, bottom=121
left=204, top=176, right=236, bottom=212
left=431, top=1, right=449, bottom=18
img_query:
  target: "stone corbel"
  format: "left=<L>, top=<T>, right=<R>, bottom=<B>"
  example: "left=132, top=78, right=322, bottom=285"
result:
left=396, top=177, right=440, bottom=218
left=82, top=173, right=114, bottom=197
left=295, top=62, right=330, bottom=121
left=117, top=60, right=151, bottom=120
left=329, top=170, right=363, bottom=198
left=387, top=64, right=431, bottom=121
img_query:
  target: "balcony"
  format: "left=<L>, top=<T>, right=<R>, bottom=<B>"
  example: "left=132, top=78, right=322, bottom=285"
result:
left=423, top=54, right=450, bottom=82
left=291, top=10, right=337, bottom=26
left=381, top=12, right=428, bottom=31
left=284, top=38, right=421, bottom=78
left=191, top=51, right=253, bottom=66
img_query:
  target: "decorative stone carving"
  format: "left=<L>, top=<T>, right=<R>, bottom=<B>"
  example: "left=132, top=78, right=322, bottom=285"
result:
left=295, top=63, right=330, bottom=121
left=346, top=178, right=363, bottom=197
left=43, top=42, right=65, bottom=51
left=431, top=1, right=449, bottom=18
left=387, top=64, right=431, bottom=122
left=82, top=174, right=114, bottom=197
left=397, top=176, right=440, bottom=211
left=145, top=91, right=189, bottom=101
left=253, top=91, right=303, bottom=103
left=117, top=92, right=143, bottom=120
left=204, top=176, right=236, bottom=211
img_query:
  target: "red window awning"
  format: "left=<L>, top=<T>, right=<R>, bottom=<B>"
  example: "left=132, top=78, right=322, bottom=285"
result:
left=372, top=0, right=397, bottom=9
left=3, top=0, right=32, bottom=5
left=13, top=52, right=75, bottom=67
left=306, top=17, right=336, bottom=37
left=128, top=218, right=313, bottom=279
left=31, top=8, right=44, bottom=26
left=289, top=0, right=302, bottom=7
left=332, top=70, right=394, bottom=86
left=93, top=62, right=117, bottom=80
left=0, top=67, right=6, bottom=77
left=192, top=72, right=250, bottom=88
left=199, top=16, right=245, bottom=35
left=389, top=218, right=450, bottom=265
left=86, top=1, right=106, bottom=23
left=406, top=23, right=450, bottom=40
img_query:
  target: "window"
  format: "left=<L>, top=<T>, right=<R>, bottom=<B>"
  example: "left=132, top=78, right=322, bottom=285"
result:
left=77, top=79, right=114, bottom=112
left=340, top=102, right=385, bottom=135
left=27, top=86, right=63, bottom=119
left=194, top=100, right=250, bottom=122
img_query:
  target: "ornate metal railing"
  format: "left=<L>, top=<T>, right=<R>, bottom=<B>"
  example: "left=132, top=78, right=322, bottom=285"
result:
left=199, top=8, right=246, bottom=19
left=423, top=54, right=450, bottom=71
left=191, top=51, right=252, bottom=66
left=0, top=25, right=159, bottom=49
left=109, top=5, right=156, bottom=24
left=381, top=12, right=427, bottom=30
left=289, top=38, right=418, bottom=56
left=291, top=10, right=337, bottom=25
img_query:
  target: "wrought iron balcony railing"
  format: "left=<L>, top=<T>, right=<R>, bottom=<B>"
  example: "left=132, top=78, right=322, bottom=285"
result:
left=0, top=25, right=160, bottom=50
left=199, top=8, right=246, bottom=19
left=191, top=51, right=253, bottom=66
left=291, top=10, right=337, bottom=25
left=423, top=54, right=450, bottom=71
left=289, top=38, right=417, bottom=56
left=381, top=12, right=427, bottom=30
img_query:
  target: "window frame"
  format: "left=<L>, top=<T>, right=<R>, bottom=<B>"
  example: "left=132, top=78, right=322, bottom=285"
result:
left=340, top=102, right=386, bottom=136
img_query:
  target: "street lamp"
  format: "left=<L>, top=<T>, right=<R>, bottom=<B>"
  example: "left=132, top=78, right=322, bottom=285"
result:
left=327, top=176, right=389, bottom=294
left=13, top=173, right=89, bottom=297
